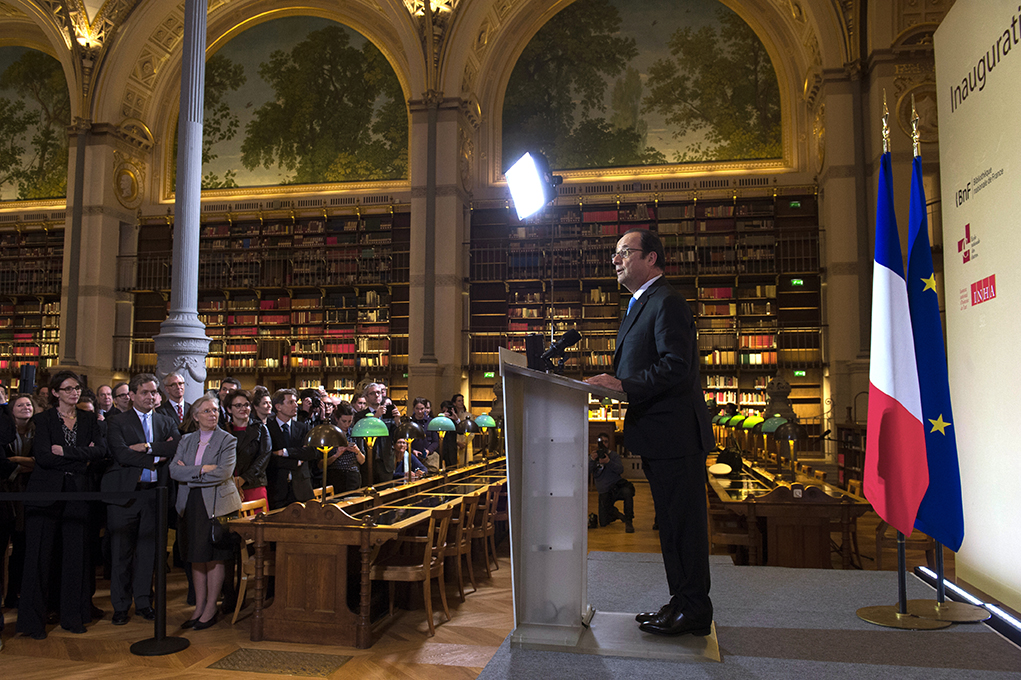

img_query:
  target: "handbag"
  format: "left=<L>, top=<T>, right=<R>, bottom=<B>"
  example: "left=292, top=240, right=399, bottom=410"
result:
left=209, top=482, right=239, bottom=549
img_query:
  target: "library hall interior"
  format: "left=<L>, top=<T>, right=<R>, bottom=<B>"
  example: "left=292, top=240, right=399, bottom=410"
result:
left=2, top=0, right=1021, bottom=678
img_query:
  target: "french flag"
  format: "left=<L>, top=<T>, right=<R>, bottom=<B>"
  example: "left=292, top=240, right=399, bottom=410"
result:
left=864, top=152, right=929, bottom=535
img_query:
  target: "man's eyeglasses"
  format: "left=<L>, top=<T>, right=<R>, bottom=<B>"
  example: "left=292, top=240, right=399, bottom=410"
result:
left=610, top=247, right=645, bottom=262
left=114, top=392, right=130, bottom=399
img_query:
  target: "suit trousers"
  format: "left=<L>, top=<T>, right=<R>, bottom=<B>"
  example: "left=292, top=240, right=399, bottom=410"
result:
left=16, top=498, right=93, bottom=635
left=107, top=489, right=158, bottom=611
left=642, top=455, right=713, bottom=624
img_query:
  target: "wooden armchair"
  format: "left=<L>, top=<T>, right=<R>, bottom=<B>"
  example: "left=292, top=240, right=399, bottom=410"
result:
left=232, top=497, right=271, bottom=624
left=312, top=485, right=334, bottom=501
left=470, top=484, right=500, bottom=577
left=447, top=493, right=481, bottom=602
left=371, top=506, right=453, bottom=636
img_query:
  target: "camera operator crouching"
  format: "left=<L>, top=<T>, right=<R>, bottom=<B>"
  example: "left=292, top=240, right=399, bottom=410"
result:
left=589, top=434, right=635, bottom=533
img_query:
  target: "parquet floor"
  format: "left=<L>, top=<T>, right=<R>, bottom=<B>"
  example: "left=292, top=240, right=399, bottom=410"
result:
left=0, top=479, right=952, bottom=678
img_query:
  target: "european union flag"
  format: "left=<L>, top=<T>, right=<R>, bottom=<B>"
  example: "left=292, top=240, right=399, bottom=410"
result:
left=907, top=155, right=965, bottom=551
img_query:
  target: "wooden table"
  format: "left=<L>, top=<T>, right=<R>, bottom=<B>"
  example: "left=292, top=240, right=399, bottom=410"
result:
left=706, top=462, right=870, bottom=569
left=230, top=459, right=506, bottom=648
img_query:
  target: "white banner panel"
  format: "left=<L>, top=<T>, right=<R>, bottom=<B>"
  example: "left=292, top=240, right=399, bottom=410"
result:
left=935, top=0, right=1021, bottom=610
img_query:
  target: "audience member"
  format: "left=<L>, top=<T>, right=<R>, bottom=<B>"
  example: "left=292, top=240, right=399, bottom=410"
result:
left=169, top=395, right=241, bottom=630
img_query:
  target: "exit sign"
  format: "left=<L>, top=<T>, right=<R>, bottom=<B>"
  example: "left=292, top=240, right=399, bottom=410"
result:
left=793, top=370, right=806, bottom=377
left=789, top=200, right=801, bottom=208
left=484, top=372, right=495, bottom=378
left=791, top=278, right=804, bottom=286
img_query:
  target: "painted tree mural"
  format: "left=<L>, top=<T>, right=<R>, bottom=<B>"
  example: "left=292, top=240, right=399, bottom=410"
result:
left=502, top=0, right=782, bottom=171
left=0, top=48, right=70, bottom=200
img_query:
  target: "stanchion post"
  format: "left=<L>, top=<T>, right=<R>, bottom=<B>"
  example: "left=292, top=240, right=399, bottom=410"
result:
left=130, top=486, right=191, bottom=656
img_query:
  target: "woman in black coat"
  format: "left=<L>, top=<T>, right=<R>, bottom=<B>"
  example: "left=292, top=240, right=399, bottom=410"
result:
left=223, top=389, right=270, bottom=506
left=16, top=371, right=106, bottom=639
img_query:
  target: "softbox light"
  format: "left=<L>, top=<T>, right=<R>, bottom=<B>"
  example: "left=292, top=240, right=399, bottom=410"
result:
left=506, top=152, right=560, bottom=220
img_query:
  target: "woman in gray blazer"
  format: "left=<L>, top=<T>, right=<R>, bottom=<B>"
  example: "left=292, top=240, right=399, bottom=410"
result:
left=169, top=395, right=241, bottom=630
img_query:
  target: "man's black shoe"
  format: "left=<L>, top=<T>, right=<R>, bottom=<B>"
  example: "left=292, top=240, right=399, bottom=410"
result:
left=625, top=521, right=635, bottom=533
left=137, top=606, right=156, bottom=621
left=635, top=603, right=671, bottom=625
left=112, top=610, right=130, bottom=625
left=639, top=609, right=712, bottom=637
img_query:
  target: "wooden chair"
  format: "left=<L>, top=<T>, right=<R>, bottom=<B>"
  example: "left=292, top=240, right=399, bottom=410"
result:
left=312, top=485, right=334, bottom=501
left=371, top=506, right=453, bottom=636
left=447, top=492, right=481, bottom=602
left=847, top=478, right=862, bottom=497
left=232, top=497, right=271, bottom=624
left=470, top=484, right=500, bottom=576
left=875, top=520, right=936, bottom=571
left=707, top=485, right=761, bottom=566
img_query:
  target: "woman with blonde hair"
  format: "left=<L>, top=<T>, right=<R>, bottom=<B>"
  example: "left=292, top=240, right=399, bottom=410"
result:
left=169, top=395, right=241, bottom=630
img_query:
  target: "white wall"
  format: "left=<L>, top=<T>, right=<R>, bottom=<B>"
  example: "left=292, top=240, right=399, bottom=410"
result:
left=935, top=0, right=1021, bottom=611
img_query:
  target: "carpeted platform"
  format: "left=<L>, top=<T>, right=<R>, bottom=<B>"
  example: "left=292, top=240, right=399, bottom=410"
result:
left=477, top=553, right=1021, bottom=679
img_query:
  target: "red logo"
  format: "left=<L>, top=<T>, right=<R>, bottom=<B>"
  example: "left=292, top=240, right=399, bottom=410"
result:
left=959, top=223, right=978, bottom=264
left=970, top=275, right=996, bottom=306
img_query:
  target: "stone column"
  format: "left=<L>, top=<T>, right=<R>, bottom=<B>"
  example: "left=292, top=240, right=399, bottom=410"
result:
left=407, top=96, right=469, bottom=405
left=153, top=0, right=209, bottom=404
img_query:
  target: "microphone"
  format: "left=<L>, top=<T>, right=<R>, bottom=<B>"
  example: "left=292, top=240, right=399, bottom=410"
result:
left=541, top=329, right=582, bottom=360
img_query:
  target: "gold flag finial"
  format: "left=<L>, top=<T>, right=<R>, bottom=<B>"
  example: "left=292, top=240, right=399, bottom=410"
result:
left=911, top=94, right=920, bottom=158
left=882, top=90, right=890, bottom=154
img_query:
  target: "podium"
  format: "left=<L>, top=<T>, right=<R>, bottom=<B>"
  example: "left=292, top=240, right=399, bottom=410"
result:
left=499, top=348, right=720, bottom=662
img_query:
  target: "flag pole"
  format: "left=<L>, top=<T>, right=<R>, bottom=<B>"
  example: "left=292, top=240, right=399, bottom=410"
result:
left=900, top=97, right=986, bottom=624
left=856, top=92, right=948, bottom=630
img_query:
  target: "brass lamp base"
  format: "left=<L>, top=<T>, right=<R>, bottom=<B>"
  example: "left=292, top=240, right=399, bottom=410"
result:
left=905, top=599, right=990, bottom=623
left=856, top=605, right=952, bottom=629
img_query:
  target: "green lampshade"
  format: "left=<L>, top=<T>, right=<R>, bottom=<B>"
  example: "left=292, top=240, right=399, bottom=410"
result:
left=427, top=415, right=456, bottom=432
left=742, top=415, right=764, bottom=430
left=760, top=416, right=788, bottom=434
left=475, top=413, right=496, bottom=428
left=712, top=415, right=725, bottom=424
left=726, top=415, right=746, bottom=427
left=352, top=413, right=390, bottom=438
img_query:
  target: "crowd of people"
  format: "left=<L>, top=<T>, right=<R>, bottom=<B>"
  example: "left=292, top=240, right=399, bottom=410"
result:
left=0, top=371, right=486, bottom=645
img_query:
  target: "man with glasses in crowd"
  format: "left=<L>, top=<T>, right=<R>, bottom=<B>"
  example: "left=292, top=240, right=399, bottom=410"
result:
left=108, top=382, right=131, bottom=417
left=156, top=372, right=190, bottom=428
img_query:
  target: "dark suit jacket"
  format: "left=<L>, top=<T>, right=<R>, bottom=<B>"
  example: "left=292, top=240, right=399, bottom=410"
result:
left=266, top=417, right=316, bottom=505
left=101, top=409, right=182, bottom=505
left=25, top=409, right=106, bottom=506
left=613, top=277, right=714, bottom=459
left=156, top=399, right=190, bottom=428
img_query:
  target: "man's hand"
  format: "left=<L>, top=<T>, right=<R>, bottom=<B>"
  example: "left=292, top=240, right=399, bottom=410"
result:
left=51, top=445, right=64, bottom=457
left=272, top=449, right=285, bottom=457
left=585, top=373, right=622, bottom=392
left=200, top=464, right=217, bottom=474
left=129, top=443, right=148, bottom=452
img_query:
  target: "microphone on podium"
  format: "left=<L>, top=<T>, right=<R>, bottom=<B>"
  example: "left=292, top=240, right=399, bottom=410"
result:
left=541, top=329, right=582, bottom=360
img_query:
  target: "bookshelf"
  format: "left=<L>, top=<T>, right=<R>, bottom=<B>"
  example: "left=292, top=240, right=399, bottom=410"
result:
left=0, top=225, right=64, bottom=385
left=124, top=209, right=410, bottom=405
left=466, top=190, right=823, bottom=427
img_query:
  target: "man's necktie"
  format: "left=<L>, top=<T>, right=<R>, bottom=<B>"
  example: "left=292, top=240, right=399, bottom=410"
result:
left=626, top=296, right=637, bottom=317
left=140, top=413, right=154, bottom=483
left=175, top=402, right=183, bottom=422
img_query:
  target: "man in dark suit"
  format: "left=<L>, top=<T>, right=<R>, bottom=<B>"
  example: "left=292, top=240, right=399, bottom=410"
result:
left=265, top=388, right=317, bottom=509
left=102, top=373, right=181, bottom=625
left=217, top=377, right=240, bottom=429
left=108, top=382, right=131, bottom=418
left=155, top=371, right=190, bottom=428
left=587, top=228, right=715, bottom=637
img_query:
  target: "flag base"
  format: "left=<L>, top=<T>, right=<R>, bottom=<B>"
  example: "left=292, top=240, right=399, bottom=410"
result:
left=905, top=599, right=990, bottom=623
left=856, top=605, right=952, bottom=629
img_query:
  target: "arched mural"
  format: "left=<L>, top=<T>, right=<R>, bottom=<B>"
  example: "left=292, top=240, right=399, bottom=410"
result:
left=185, top=15, right=408, bottom=190
left=0, top=47, right=70, bottom=201
left=501, top=0, right=782, bottom=171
